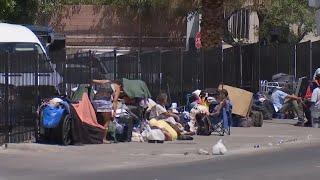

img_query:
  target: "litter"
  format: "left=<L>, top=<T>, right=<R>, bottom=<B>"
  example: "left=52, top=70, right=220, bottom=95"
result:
left=212, top=139, right=227, bottom=155
left=254, top=144, right=261, bottom=148
left=198, top=148, right=210, bottom=155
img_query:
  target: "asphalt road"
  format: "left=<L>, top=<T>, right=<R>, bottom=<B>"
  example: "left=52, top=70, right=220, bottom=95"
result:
left=1, top=144, right=320, bottom=180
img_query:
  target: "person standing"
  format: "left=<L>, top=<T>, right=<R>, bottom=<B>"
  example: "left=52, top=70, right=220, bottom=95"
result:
left=91, top=79, right=121, bottom=142
left=304, top=68, right=320, bottom=126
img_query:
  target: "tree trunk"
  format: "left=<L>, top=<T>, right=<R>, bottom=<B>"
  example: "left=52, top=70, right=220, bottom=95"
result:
left=201, top=0, right=224, bottom=48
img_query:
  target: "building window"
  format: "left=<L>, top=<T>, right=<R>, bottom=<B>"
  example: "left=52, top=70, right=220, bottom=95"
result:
left=228, top=9, right=250, bottom=40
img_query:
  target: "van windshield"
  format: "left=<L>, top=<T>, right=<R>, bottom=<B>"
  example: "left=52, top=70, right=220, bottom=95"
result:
left=0, top=42, right=45, bottom=55
left=0, top=42, right=53, bottom=73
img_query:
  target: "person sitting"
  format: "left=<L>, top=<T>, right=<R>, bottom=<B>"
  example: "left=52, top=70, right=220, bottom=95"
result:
left=146, top=93, right=186, bottom=135
left=209, top=89, right=232, bottom=129
left=304, top=68, right=320, bottom=127
left=310, top=85, right=320, bottom=128
left=271, top=86, right=305, bottom=126
left=190, top=89, right=201, bottom=110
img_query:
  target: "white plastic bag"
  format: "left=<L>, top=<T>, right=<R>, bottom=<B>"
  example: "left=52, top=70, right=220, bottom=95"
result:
left=146, top=129, right=165, bottom=141
left=141, top=125, right=165, bottom=141
left=131, top=132, right=144, bottom=142
left=212, top=139, right=227, bottom=155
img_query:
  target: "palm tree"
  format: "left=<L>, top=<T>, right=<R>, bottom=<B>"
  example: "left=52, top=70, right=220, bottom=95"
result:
left=201, top=0, right=224, bottom=48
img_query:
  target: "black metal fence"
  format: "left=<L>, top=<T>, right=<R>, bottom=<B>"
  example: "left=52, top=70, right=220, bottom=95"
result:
left=62, top=41, right=318, bottom=103
left=0, top=52, right=60, bottom=145
left=0, top=40, right=319, bottom=145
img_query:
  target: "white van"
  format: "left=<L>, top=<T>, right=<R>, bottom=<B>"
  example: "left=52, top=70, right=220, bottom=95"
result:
left=0, top=23, right=62, bottom=88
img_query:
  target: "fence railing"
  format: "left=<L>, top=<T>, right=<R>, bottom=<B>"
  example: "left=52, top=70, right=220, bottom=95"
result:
left=0, top=52, right=60, bottom=145
left=0, top=40, right=318, bottom=145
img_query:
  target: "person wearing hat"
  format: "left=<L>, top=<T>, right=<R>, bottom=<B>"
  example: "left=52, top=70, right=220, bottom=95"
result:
left=271, top=85, right=305, bottom=126
left=303, top=68, right=320, bottom=126
left=310, top=82, right=320, bottom=128
left=190, top=89, right=201, bottom=109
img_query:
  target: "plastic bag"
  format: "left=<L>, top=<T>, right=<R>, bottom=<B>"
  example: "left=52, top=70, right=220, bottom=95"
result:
left=141, top=125, right=165, bottom=141
left=42, top=105, right=65, bottom=128
left=212, top=139, right=227, bottom=155
left=131, top=132, right=144, bottom=142
left=147, top=129, right=165, bottom=141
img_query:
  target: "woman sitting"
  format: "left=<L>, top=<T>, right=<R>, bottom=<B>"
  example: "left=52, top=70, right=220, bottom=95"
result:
left=209, top=89, right=232, bottom=129
left=147, top=93, right=187, bottom=136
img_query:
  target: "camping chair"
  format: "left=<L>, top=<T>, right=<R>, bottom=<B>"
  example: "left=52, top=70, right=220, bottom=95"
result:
left=210, top=105, right=232, bottom=136
left=177, top=94, right=194, bottom=113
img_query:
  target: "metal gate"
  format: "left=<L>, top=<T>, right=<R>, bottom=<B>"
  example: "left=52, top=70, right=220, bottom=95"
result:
left=0, top=52, right=59, bottom=144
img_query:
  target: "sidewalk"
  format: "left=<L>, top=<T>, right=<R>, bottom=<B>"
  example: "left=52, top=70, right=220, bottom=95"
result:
left=1, top=119, right=320, bottom=172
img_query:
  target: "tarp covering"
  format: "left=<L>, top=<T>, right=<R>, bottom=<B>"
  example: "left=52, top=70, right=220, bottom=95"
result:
left=71, top=84, right=94, bottom=102
left=122, top=78, right=151, bottom=98
left=71, top=93, right=105, bottom=144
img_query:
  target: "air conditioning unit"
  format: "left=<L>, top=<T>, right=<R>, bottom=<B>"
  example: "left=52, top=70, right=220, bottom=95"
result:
left=309, top=0, right=320, bottom=8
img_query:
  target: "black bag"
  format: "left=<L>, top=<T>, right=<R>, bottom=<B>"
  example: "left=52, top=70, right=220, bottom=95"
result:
left=195, top=113, right=211, bottom=136
left=251, top=110, right=263, bottom=127
left=117, top=115, right=133, bottom=142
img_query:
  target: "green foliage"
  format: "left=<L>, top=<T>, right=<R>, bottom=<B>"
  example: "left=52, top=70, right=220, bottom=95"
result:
left=259, top=0, right=316, bottom=44
left=0, top=0, right=39, bottom=23
left=0, top=0, right=16, bottom=22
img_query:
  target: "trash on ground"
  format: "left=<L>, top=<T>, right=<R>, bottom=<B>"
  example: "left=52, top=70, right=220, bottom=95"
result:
left=254, top=144, right=261, bottom=148
left=212, top=139, right=227, bottom=155
left=198, top=148, right=210, bottom=155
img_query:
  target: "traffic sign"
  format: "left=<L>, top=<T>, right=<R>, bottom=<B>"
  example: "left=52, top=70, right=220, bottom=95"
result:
left=195, top=32, right=202, bottom=49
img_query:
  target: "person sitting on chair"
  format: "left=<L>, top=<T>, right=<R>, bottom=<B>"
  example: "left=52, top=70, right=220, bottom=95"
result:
left=209, top=89, right=232, bottom=128
left=271, top=86, right=305, bottom=126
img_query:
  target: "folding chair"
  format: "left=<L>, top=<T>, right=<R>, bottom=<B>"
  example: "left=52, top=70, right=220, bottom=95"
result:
left=210, top=106, right=232, bottom=136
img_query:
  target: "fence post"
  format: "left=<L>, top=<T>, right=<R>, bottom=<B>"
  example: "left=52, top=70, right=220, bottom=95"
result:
left=201, top=48, right=205, bottom=89
left=34, top=53, right=40, bottom=142
left=180, top=48, right=184, bottom=104
left=4, top=53, right=10, bottom=143
left=89, top=50, right=93, bottom=83
left=113, top=49, right=117, bottom=80
left=240, top=45, right=243, bottom=88
left=258, top=43, right=261, bottom=84
left=294, top=44, right=297, bottom=79
left=159, top=49, right=162, bottom=92
left=138, top=50, right=141, bottom=80
left=221, top=43, right=224, bottom=88
left=310, top=41, right=313, bottom=79
left=63, top=54, right=67, bottom=95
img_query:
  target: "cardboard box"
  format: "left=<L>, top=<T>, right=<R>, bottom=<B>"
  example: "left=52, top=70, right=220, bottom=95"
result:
left=218, top=85, right=253, bottom=117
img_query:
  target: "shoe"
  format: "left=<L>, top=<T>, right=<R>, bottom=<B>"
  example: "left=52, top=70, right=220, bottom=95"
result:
left=294, top=122, right=304, bottom=127
left=103, top=139, right=111, bottom=144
